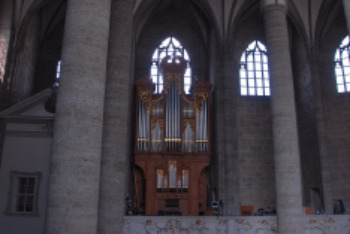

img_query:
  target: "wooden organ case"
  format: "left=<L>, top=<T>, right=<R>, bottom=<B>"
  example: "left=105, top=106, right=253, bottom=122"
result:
left=133, top=57, right=212, bottom=216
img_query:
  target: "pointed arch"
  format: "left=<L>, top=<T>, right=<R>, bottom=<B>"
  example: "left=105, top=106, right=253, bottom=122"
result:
left=286, top=0, right=312, bottom=49
left=315, top=0, right=344, bottom=47
left=133, top=0, right=221, bottom=85
left=134, top=0, right=221, bottom=44
left=227, top=0, right=260, bottom=43
left=12, top=0, right=60, bottom=50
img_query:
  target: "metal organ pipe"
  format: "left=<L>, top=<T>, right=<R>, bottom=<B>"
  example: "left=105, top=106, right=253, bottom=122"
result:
left=175, top=83, right=180, bottom=152
left=174, top=84, right=176, bottom=151
left=138, top=99, right=149, bottom=152
left=201, top=107, right=203, bottom=152
left=145, top=101, right=149, bottom=151
left=144, top=101, right=147, bottom=151
left=172, top=84, right=174, bottom=151
left=146, top=105, right=150, bottom=151
left=164, top=81, right=182, bottom=152
left=176, top=87, right=181, bottom=151
left=196, top=100, right=208, bottom=152
left=174, top=84, right=177, bottom=151
left=166, top=91, right=170, bottom=151
left=204, top=103, right=206, bottom=150
left=196, top=107, right=199, bottom=152
left=139, top=100, right=144, bottom=151
left=138, top=101, right=141, bottom=150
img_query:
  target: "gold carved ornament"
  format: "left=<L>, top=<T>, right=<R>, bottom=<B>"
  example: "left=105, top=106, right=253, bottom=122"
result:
left=138, top=91, right=163, bottom=113
left=138, top=91, right=152, bottom=113
left=183, top=118, right=195, bottom=131
left=183, top=92, right=209, bottom=115
left=163, top=73, right=182, bottom=95
left=194, top=93, right=208, bottom=114
left=151, top=119, right=164, bottom=132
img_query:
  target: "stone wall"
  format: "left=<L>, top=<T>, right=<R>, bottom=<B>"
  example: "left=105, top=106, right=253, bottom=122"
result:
left=231, top=11, right=275, bottom=214
left=319, top=12, right=350, bottom=214
left=236, top=98, right=274, bottom=212
left=34, top=7, right=65, bottom=93
left=290, top=23, right=323, bottom=211
left=15, top=14, right=40, bottom=102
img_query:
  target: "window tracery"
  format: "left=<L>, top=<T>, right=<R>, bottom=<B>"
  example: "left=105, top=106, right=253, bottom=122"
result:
left=240, top=40, right=270, bottom=96
left=334, top=35, right=350, bottom=93
left=151, top=37, right=191, bottom=94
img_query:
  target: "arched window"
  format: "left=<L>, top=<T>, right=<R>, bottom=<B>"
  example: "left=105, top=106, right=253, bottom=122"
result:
left=334, top=35, right=350, bottom=93
left=239, top=40, right=270, bottom=96
left=150, top=37, right=191, bottom=94
left=54, top=60, right=61, bottom=87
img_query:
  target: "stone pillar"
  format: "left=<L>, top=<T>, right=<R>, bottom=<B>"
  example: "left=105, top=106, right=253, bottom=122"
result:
left=263, top=3, right=304, bottom=234
left=46, top=0, right=111, bottom=233
left=309, top=50, right=334, bottom=214
left=215, top=50, right=239, bottom=215
left=97, top=0, right=134, bottom=232
left=343, top=0, right=350, bottom=33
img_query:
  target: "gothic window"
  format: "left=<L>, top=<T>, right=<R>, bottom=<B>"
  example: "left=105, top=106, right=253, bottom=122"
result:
left=56, top=60, right=61, bottom=79
left=150, top=37, right=192, bottom=94
left=54, top=60, right=61, bottom=87
left=334, top=35, right=350, bottom=93
left=6, top=172, right=41, bottom=215
left=240, top=40, right=270, bottom=96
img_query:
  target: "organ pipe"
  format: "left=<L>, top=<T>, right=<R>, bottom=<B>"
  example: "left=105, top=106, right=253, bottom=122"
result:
left=135, top=57, right=211, bottom=154
left=137, top=100, right=149, bottom=152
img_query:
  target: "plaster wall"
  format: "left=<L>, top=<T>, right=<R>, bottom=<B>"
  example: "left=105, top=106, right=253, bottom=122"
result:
left=0, top=128, right=52, bottom=234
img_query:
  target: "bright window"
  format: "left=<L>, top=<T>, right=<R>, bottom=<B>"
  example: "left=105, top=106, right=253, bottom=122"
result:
left=334, top=35, right=350, bottom=93
left=54, top=60, right=61, bottom=88
left=240, top=40, right=270, bottom=96
left=150, top=37, right=191, bottom=94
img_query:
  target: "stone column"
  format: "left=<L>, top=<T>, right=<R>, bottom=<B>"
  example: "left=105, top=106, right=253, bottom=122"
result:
left=309, top=49, right=334, bottom=214
left=215, top=50, right=239, bottom=215
left=97, top=0, right=134, bottom=233
left=263, top=3, right=304, bottom=234
left=343, top=0, right=350, bottom=33
left=46, top=0, right=111, bottom=233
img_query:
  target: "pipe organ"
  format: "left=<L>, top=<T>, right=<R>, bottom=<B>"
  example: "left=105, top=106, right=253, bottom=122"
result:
left=133, top=57, right=212, bottom=216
